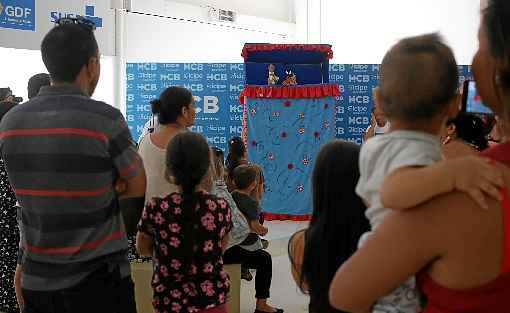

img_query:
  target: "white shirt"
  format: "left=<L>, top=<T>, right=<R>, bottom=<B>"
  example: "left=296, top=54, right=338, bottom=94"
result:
left=356, top=130, right=442, bottom=229
left=138, top=133, right=179, bottom=203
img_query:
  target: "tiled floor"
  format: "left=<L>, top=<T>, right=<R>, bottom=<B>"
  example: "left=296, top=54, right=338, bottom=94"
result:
left=240, top=221, right=309, bottom=313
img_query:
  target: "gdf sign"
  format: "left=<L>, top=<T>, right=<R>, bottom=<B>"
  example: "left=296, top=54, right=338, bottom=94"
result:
left=4, top=4, right=31, bottom=18
left=0, top=0, right=35, bottom=31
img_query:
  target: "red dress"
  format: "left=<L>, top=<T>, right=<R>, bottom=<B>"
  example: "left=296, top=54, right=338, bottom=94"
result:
left=417, top=143, right=510, bottom=313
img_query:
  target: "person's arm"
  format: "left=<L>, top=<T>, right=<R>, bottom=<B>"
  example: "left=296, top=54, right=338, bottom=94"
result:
left=118, top=163, right=146, bottom=199
left=249, top=220, right=268, bottom=236
left=250, top=168, right=265, bottom=202
left=110, top=115, right=147, bottom=199
left=380, top=163, right=450, bottom=210
left=363, top=114, right=377, bottom=141
left=380, top=156, right=504, bottom=210
left=288, top=231, right=309, bottom=291
left=15, top=209, right=24, bottom=309
left=250, top=181, right=263, bottom=202
left=329, top=198, right=447, bottom=313
left=135, top=199, right=157, bottom=257
left=221, top=235, right=230, bottom=252
left=14, top=264, right=23, bottom=310
left=136, top=231, right=154, bottom=257
left=364, top=125, right=375, bottom=141
left=109, top=115, right=147, bottom=235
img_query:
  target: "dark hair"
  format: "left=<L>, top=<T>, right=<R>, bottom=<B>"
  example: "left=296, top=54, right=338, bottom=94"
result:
left=483, top=114, right=498, bottom=136
left=226, top=136, right=246, bottom=177
left=289, top=140, right=370, bottom=313
left=379, top=33, right=459, bottom=122
left=484, top=0, right=510, bottom=89
left=0, top=101, right=18, bottom=121
left=447, top=113, right=489, bottom=151
left=27, top=73, right=51, bottom=99
left=233, top=164, right=258, bottom=190
left=151, top=87, right=193, bottom=125
left=0, top=88, right=12, bottom=102
left=211, top=147, right=225, bottom=181
left=166, top=132, right=211, bottom=269
left=41, top=24, right=99, bottom=82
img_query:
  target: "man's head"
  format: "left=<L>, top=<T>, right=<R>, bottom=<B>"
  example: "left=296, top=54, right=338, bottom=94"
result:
left=233, top=164, right=259, bottom=193
left=377, top=33, right=459, bottom=125
left=27, top=73, right=51, bottom=99
left=41, top=23, right=100, bottom=96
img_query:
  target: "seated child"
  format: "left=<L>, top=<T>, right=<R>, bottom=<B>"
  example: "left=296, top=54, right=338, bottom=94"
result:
left=231, top=164, right=268, bottom=250
left=356, top=34, right=504, bottom=313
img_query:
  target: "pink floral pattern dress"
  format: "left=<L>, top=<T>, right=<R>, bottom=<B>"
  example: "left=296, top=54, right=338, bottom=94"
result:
left=138, top=191, right=232, bottom=313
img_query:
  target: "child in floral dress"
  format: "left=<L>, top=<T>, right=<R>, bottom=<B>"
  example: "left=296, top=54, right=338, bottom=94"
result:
left=137, top=132, right=232, bottom=313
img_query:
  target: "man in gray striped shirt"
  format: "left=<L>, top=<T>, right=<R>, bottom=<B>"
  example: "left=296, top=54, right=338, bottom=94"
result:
left=0, top=20, right=146, bottom=313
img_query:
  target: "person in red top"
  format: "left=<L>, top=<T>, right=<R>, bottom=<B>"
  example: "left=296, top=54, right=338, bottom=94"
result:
left=136, top=132, right=232, bottom=313
left=329, top=1, right=510, bottom=312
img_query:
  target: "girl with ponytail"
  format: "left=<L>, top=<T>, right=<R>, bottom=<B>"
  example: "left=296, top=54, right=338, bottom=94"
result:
left=137, top=132, right=233, bottom=313
left=225, top=136, right=248, bottom=191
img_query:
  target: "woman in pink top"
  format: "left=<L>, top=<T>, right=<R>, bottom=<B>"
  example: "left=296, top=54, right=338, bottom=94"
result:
left=329, top=1, right=510, bottom=312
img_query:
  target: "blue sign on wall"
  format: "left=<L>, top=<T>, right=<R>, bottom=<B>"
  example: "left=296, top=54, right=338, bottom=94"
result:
left=126, top=63, right=473, bottom=149
left=50, top=5, right=103, bottom=28
left=0, top=0, right=35, bottom=31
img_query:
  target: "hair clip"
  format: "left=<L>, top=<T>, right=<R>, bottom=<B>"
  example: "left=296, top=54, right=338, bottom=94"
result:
left=55, top=16, right=96, bottom=31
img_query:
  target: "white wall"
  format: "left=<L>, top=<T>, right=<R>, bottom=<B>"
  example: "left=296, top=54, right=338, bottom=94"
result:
left=319, top=0, right=481, bottom=65
left=125, top=14, right=293, bottom=63
left=169, top=0, right=295, bottom=22
left=0, top=47, right=115, bottom=105
left=0, top=0, right=116, bottom=56
left=125, top=1, right=296, bottom=63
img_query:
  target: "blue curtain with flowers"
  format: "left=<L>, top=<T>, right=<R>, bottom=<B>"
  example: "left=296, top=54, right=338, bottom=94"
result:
left=246, top=96, right=336, bottom=217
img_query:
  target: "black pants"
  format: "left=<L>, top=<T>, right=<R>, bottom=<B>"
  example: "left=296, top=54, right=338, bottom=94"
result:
left=21, top=266, right=137, bottom=313
left=223, top=246, right=272, bottom=299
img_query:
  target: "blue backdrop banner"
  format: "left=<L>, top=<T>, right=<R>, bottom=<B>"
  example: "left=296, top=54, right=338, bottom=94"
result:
left=126, top=63, right=245, bottom=151
left=126, top=63, right=473, bottom=150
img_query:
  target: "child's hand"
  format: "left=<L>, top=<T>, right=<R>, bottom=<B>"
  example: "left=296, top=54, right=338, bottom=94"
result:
left=115, top=178, right=128, bottom=195
left=250, top=221, right=269, bottom=236
left=449, top=156, right=504, bottom=209
left=259, top=226, right=269, bottom=236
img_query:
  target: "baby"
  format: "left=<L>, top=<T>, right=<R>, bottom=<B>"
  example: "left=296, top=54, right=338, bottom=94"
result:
left=356, top=34, right=503, bottom=313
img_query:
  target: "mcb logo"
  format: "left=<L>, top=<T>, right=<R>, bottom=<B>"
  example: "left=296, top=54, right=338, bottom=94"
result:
left=50, top=5, right=103, bottom=28
left=0, top=0, right=35, bottom=31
